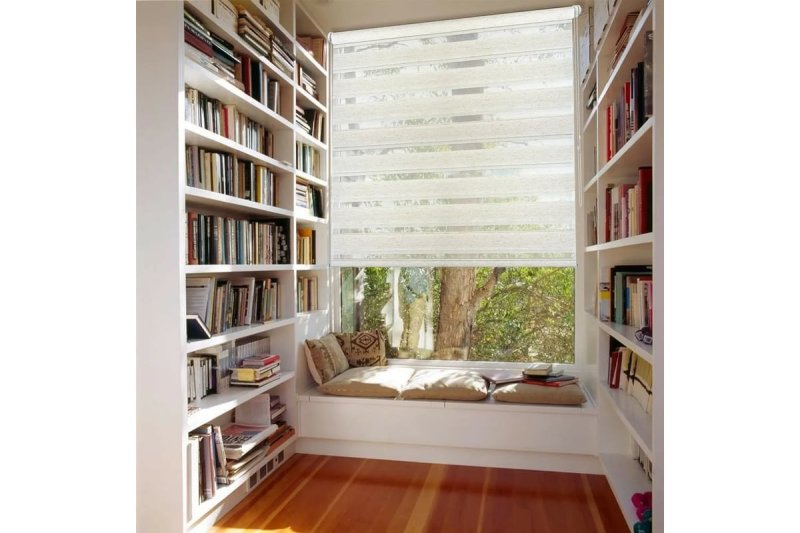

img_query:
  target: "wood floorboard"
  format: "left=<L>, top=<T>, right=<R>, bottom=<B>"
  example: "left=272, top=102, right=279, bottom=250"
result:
left=211, top=453, right=629, bottom=533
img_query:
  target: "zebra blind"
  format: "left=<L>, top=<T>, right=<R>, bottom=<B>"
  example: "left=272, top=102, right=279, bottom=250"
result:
left=330, top=7, right=577, bottom=266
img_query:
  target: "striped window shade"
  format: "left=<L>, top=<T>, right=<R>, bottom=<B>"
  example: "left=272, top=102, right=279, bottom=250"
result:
left=330, top=7, right=578, bottom=267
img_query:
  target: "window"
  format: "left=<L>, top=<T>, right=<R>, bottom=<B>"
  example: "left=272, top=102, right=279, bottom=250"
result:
left=330, top=8, right=578, bottom=363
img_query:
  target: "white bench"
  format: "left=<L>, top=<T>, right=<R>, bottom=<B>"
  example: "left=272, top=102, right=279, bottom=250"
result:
left=295, top=381, right=602, bottom=474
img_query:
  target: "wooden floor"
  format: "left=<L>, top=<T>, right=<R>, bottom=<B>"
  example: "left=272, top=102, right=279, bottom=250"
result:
left=211, top=453, right=628, bottom=533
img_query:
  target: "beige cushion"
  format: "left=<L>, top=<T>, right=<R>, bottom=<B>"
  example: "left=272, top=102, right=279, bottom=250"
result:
left=401, top=369, right=488, bottom=401
left=318, top=366, right=416, bottom=398
left=304, top=334, right=350, bottom=385
left=492, top=382, right=586, bottom=406
left=333, top=329, right=387, bottom=367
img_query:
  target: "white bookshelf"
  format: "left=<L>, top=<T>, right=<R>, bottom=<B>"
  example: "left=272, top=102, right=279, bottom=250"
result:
left=137, top=0, right=331, bottom=530
left=578, top=1, right=661, bottom=531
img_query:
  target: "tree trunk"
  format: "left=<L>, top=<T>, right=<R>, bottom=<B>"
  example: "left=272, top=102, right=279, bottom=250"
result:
left=434, top=267, right=505, bottom=360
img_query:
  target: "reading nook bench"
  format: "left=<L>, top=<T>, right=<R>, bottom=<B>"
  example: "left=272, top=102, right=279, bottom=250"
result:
left=296, top=331, right=601, bottom=473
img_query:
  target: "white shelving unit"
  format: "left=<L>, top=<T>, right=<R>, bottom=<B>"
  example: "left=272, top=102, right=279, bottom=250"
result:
left=577, top=0, right=661, bottom=531
left=137, top=0, right=330, bottom=531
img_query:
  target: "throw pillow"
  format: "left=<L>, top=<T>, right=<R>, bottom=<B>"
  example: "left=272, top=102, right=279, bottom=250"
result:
left=304, top=333, right=350, bottom=385
left=318, top=366, right=416, bottom=398
left=333, top=329, right=387, bottom=367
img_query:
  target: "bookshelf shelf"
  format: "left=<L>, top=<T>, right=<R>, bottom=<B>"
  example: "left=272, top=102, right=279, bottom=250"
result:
left=296, top=86, right=328, bottom=114
left=585, top=232, right=653, bottom=252
left=184, top=58, right=294, bottom=132
left=184, top=0, right=295, bottom=86
left=596, top=319, right=653, bottom=363
left=295, top=169, right=327, bottom=188
left=185, top=123, right=295, bottom=174
left=598, top=453, right=652, bottom=530
left=186, top=187, right=294, bottom=218
left=185, top=264, right=294, bottom=274
left=188, top=371, right=296, bottom=431
left=577, top=0, right=659, bottom=529
left=295, top=264, right=329, bottom=271
left=294, top=212, right=328, bottom=225
left=599, top=384, right=653, bottom=458
left=294, top=43, right=328, bottom=78
left=585, top=119, right=653, bottom=191
left=296, top=128, right=327, bottom=151
left=187, top=432, right=298, bottom=527
left=186, top=318, right=296, bottom=353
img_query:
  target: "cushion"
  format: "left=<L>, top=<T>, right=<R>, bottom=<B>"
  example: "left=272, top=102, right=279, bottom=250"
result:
left=333, top=329, right=387, bottom=367
left=304, top=333, right=350, bottom=385
left=400, top=369, right=488, bottom=401
left=318, top=366, right=416, bottom=398
left=492, top=382, right=586, bottom=406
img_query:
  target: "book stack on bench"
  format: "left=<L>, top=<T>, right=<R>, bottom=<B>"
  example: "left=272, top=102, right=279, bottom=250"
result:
left=482, top=363, right=578, bottom=388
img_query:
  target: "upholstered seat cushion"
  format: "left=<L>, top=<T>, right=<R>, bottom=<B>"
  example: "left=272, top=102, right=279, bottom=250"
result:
left=318, top=366, right=416, bottom=398
left=400, top=368, right=488, bottom=401
left=492, top=382, right=586, bottom=405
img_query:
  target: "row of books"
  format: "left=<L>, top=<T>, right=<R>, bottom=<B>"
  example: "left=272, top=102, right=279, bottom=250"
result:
left=297, top=228, right=317, bottom=265
left=296, top=65, right=318, bottom=99
left=296, top=35, right=328, bottom=70
left=295, top=182, right=324, bottom=218
left=185, top=86, right=275, bottom=158
left=297, top=275, right=319, bottom=312
left=605, top=166, right=652, bottom=241
left=295, top=105, right=325, bottom=143
left=186, top=276, right=281, bottom=336
left=634, top=441, right=653, bottom=481
left=237, top=6, right=295, bottom=79
left=238, top=55, right=283, bottom=114
left=187, top=354, right=218, bottom=402
left=185, top=145, right=279, bottom=206
left=296, top=142, right=321, bottom=177
left=186, top=211, right=290, bottom=266
left=609, top=11, right=641, bottom=74
left=607, top=340, right=653, bottom=414
left=605, top=31, right=653, bottom=161
left=598, top=264, right=653, bottom=327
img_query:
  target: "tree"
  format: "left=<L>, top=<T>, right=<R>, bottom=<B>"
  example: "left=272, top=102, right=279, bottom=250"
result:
left=433, top=267, right=505, bottom=360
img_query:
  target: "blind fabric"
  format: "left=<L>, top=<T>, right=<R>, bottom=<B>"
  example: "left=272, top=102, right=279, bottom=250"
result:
left=330, top=8, right=577, bottom=267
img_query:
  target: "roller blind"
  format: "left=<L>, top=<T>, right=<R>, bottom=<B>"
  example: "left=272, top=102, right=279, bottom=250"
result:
left=330, top=7, right=578, bottom=267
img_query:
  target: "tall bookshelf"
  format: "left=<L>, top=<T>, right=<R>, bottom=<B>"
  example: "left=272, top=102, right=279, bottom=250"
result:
left=137, top=0, right=330, bottom=531
left=576, top=0, right=662, bottom=531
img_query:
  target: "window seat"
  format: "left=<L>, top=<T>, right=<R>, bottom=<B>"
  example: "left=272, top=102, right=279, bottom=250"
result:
left=295, top=367, right=601, bottom=473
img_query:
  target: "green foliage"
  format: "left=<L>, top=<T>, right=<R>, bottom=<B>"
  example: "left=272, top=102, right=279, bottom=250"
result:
left=362, top=267, right=392, bottom=331
left=470, top=268, right=575, bottom=363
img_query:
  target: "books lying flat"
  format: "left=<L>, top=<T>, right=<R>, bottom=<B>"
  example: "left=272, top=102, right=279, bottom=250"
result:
left=480, top=370, right=524, bottom=385
left=523, top=363, right=553, bottom=377
left=522, top=375, right=578, bottom=387
left=230, top=371, right=282, bottom=387
left=221, top=422, right=278, bottom=459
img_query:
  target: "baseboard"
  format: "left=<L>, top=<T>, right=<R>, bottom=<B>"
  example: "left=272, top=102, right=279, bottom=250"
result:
left=295, top=437, right=602, bottom=474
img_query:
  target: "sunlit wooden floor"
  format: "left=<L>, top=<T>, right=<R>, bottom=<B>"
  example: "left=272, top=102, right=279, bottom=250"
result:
left=211, top=453, right=628, bottom=533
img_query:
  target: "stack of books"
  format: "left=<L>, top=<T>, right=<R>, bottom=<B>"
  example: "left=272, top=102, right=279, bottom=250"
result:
left=296, top=66, right=318, bottom=99
left=230, top=353, right=281, bottom=387
left=271, top=38, right=296, bottom=77
left=481, top=363, right=579, bottom=388
left=237, top=8, right=273, bottom=60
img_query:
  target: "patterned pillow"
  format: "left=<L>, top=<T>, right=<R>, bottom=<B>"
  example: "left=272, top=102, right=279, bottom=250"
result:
left=304, top=333, right=350, bottom=385
left=333, top=329, right=387, bottom=367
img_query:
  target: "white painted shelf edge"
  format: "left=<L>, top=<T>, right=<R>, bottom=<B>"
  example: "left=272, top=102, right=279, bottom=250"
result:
left=599, top=452, right=652, bottom=530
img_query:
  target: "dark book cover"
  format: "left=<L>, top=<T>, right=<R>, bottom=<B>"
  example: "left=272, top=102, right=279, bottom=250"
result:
left=187, top=314, right=212, bottom=340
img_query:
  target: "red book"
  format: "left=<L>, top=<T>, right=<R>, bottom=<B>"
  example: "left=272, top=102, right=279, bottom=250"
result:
left=187, top=211, right=199, bottom=265
left=637, top=166, right=653, bottom=233
left=184, top=29, right=213, bottom=57
left=241, top=56, right=252, bottom=97
left=606, top=105, right=614, bottom=161
left=604, top=186, right=612, bottom=243
left=608, top=349, right=622, bottom=388
left=240, top=353, right=281, bottom=367
left=523, top=377, right=578, bottom=387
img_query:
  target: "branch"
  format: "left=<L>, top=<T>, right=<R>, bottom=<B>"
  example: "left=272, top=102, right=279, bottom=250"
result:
left=470, top=267, right=506, bottom=308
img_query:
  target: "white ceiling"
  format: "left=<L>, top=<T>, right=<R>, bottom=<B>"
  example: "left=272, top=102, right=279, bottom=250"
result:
left=297, top=0, right=585, bottom=33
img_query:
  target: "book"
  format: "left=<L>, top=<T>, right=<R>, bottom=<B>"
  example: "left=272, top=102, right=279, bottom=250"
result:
left=522, top=363, right=553, bottom=376
left=230, top=371, right=282, bottom=388
left=220, top=423, right=278, bottom=459
left=186, top=276, right=215, bottom=325
left=523, top=374, right=576, bottom=383
left=186, top=314, right=212, bottom=340
left=523, top=377, right=578, bottom=387
left=235, top=393, right=272, bottom=425
left=598, top=282, right=611, bottom=321
left=240, top=353, right=280, bottom=367
left=480, top=369, right=524, bottom=385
